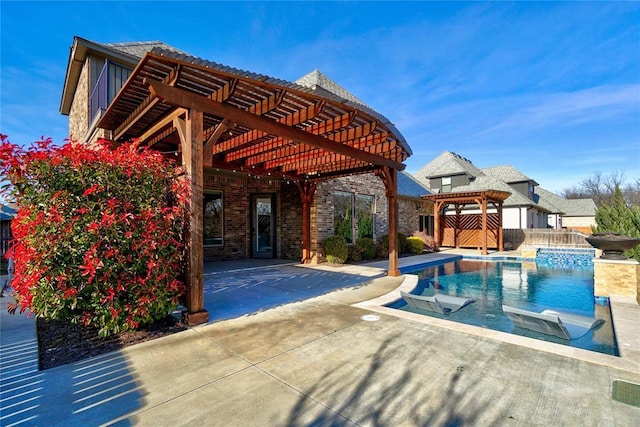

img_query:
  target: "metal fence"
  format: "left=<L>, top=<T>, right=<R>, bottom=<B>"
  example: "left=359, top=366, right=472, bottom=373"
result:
left=503, top=228, right=590, bottom=250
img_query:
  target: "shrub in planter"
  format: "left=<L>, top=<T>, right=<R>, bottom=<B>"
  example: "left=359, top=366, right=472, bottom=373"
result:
left=406, top=237, right=425, bottom=254
left=1, top=136, right=190, bottom=337
left=356, top=237, right=376, bottom=260
left=324, top=235, right=348, bottom=264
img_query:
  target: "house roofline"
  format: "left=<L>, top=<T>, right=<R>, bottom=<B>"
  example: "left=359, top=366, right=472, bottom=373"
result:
left=59, top=36, right=140, bottom=116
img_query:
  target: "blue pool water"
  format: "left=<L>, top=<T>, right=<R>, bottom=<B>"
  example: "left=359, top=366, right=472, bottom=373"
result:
left=387, top=259, right=618, bottom=356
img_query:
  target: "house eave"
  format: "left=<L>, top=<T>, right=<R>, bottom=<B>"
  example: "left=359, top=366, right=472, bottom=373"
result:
left=59, top=36, right=140, bottom=116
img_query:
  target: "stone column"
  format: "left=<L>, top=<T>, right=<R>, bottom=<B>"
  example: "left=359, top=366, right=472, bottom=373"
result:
left=593, top=258, right=640, bottom=304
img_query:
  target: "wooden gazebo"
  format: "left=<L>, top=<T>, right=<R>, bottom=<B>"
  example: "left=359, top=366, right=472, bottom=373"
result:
left=422, top=190, right=511, bottom=255
left=97, top=49, right=412, bottom=325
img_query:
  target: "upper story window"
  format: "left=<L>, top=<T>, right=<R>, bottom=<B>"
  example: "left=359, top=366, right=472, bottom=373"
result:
left=90, top=59, right=132, bottom=124
left=441, top=176, right=452, bottom=193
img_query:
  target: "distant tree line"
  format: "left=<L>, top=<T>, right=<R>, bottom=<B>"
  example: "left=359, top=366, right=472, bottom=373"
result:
left=560, top=171, right=640, bottom=208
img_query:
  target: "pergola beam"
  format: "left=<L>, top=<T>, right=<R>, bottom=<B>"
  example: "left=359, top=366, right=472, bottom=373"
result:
left=114, top=66, right=182, bottom=140
left=213, top=101, right=324, bottom=155
left=138, top=108, right=186, bottom=145
left=146, top=79, right=405, bottom=171
left=242, top=133, right=395, bottom=169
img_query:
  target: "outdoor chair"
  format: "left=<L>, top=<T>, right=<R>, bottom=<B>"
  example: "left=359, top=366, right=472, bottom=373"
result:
left=502, top=305, right=605, bottom=340
left=400, top=291, right=475, bottom=315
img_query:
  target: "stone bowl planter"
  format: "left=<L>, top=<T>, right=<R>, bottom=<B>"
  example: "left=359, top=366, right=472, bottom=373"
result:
left=586, top=233, right=640, bottom=260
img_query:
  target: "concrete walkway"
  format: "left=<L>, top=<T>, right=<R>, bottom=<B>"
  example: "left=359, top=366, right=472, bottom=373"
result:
left=1, top=253, right=639, bottom=426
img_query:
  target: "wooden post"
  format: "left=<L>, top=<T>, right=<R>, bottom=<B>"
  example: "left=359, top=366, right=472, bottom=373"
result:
left=377, top=167, right=400, bottom=277
left=481, top=196, right=488, bottom=255
left=182, top=108, right=208, bottom=326
left=454, top=204, right=461, bottom=249
left=498, top=201, right=504, bottom=251
left=433, top=200, right=441, bottom=252
left=296, top=181, right=316, bottom=264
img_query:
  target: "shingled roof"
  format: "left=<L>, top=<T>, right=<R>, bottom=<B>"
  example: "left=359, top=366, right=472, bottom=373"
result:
left=447, top=175, right=547, bottom=210
left=414, top=151, right=484, bottom=184
left=102, top=40, right=184, bottom=59
left=295, top=69, right=367, bottom=107
left=398, top=171, right=431, bottom=198
left=535, top=187, right=596, bottom=216
left=482, top=165, right=538, bottom=185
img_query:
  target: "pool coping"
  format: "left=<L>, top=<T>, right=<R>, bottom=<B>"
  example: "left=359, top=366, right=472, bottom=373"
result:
left=354, top=274, right=640, bottom=374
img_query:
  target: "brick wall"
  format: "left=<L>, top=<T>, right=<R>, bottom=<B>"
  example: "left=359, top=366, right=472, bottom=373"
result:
left=398, top=197, right=433, bottom=237
left=202, top=172, right=298, bottom=261
left=309, top=174, right=433, bottom=262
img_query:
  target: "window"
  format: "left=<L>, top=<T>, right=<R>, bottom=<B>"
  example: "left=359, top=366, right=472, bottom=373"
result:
left=90, top=60, right=132, bottom=123
left=333, top=192, right=353, bottom=243
left=441, top=176, right=452, bottom=193
left=356, top=195, right=375, bottom=239
left=419, top=215, right=435, bottom=236
left=203, top=191, right=223, bottom=246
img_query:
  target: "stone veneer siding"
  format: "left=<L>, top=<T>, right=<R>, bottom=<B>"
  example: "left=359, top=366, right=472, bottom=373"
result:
left=593, top=258, right=640, bottom=303
left=68, top=55, right=111, bottom=144
left=68, top=59, right=90, bottom=142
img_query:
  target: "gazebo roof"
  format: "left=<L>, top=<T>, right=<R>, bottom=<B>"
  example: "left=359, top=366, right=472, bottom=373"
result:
left=421, top=190, right=511, bottom=204
left=98, top=48, right=411, bottom=181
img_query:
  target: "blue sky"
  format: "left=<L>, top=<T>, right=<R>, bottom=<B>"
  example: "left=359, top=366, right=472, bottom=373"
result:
left=1, top=1, right=638, bottom=193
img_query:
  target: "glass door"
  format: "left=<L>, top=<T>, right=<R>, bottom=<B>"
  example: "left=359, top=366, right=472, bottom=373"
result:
left=252, top=195, right=275, bottom=258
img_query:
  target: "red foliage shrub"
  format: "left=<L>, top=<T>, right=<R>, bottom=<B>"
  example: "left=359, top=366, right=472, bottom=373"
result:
left=1, top=135, right=190, bottom=336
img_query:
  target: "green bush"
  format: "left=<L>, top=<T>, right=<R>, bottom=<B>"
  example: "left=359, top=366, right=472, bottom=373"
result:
left=381, top=233, right=408, bottom=254
left=348, top=243, right=363, bottom=262
left=376, top=240, right=388, bottom=258
left=593, top=186, right=640, bottom=262
left=324, top=235, right=348, bottom=264
left=406, top=237, right=425, bottom=254
left=398, top=233, right=408, bottom=253
left=356, top=237, right=376, bottom=260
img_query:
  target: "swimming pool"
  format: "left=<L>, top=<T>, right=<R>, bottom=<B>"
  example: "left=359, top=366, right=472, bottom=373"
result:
left=387, top=259, right=618, bottom=356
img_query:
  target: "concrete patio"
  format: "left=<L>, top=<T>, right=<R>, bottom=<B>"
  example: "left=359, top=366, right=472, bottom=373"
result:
left=1, top=252, right=639, bottom=426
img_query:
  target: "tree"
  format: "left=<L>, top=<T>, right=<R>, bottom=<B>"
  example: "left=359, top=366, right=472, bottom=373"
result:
left=561, top=171, right=640, bottom=208
left=593, top=186, right=640, bottom=262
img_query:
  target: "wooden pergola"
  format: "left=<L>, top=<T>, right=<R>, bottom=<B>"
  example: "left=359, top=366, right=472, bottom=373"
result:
left=98, top=48, right=412, bottom=325
left=422, top=190, right=511, bottom=255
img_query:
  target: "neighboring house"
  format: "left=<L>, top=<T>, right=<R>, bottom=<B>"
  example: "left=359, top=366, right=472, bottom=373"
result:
left=414, top=151, right=588, bottom=230
left=60, top=36, right=425, bottom=323
left=535, top=187, right=596, bottom=233
left=0, top=203, right=16, bottom=260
